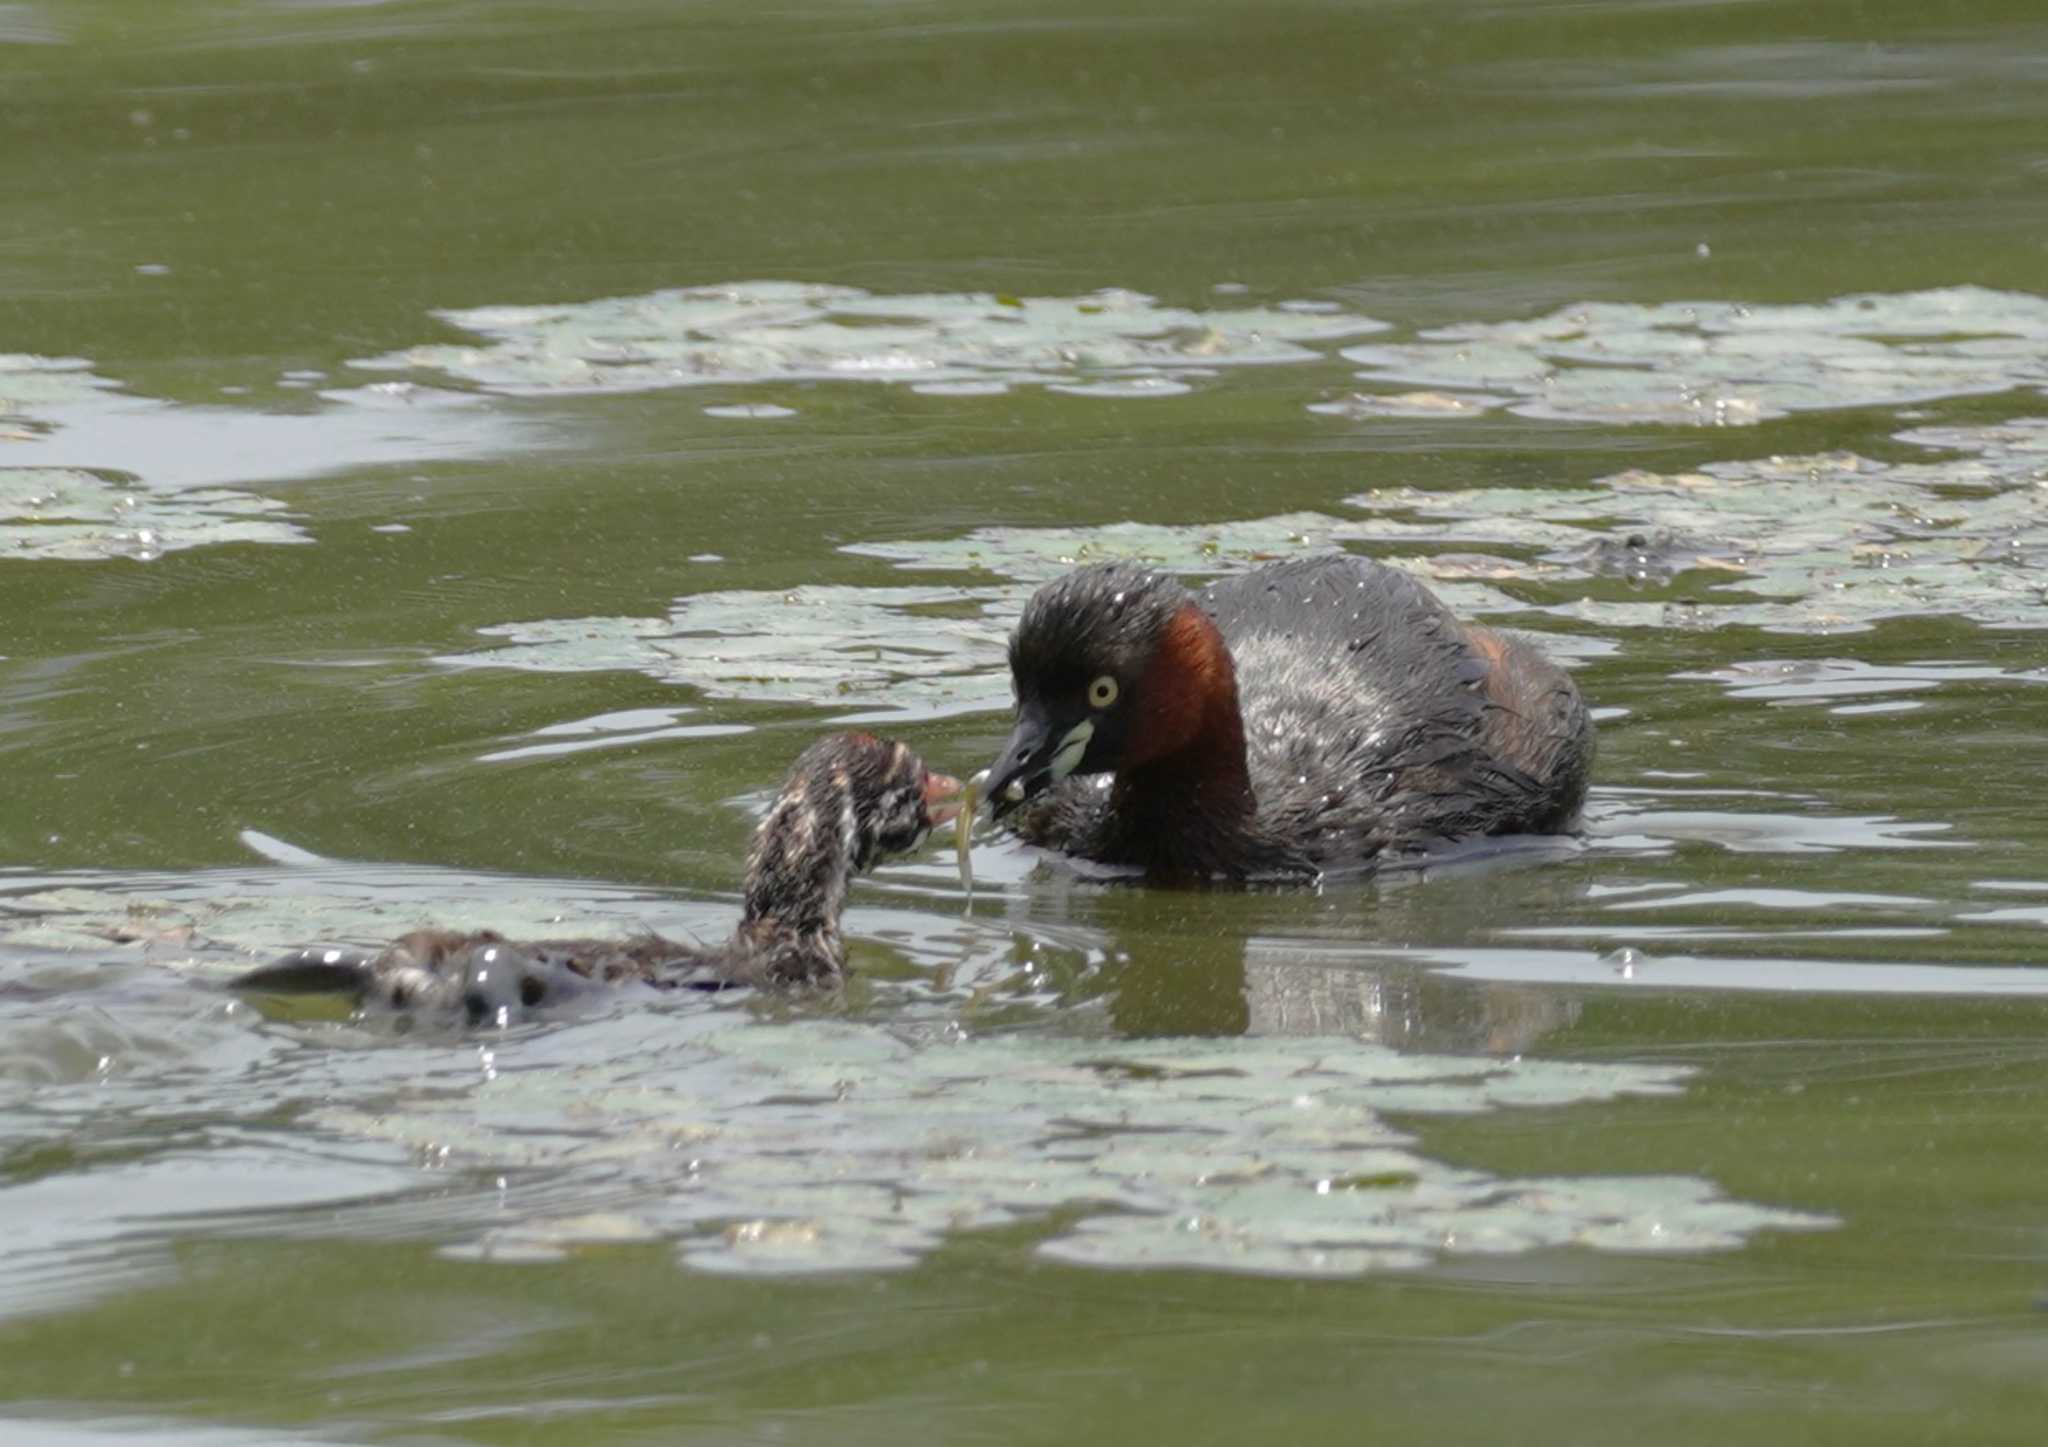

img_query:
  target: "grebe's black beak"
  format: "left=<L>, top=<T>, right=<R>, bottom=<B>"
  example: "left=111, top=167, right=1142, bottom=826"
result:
left=985, top=700, right=1094, bottom=819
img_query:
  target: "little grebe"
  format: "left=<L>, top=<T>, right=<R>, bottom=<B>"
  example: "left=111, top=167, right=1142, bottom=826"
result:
left=233, top=733, right=960, bottom=1018
left=982, top=554, right=1592, bottom=880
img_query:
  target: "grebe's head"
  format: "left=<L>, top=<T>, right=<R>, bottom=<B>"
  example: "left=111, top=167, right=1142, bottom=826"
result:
left=744, top=733, right=961, bottom=929
left=985, top=563, right=1233, bottom=818
left=828, top=732, right=962, bottom=864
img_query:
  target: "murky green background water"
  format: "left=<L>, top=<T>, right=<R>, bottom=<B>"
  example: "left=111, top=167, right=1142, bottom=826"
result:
left=7, top=1, right=2048, bottom=1441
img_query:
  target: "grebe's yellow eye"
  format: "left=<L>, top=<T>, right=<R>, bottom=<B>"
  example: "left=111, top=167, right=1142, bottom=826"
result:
left=1088, top=675, right=1119, bottom=709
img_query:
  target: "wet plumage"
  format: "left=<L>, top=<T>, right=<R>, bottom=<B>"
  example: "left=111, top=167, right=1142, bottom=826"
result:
left=232, top=733, right=960, bottom=1019
left=984, top=555, right=1592, bottom=881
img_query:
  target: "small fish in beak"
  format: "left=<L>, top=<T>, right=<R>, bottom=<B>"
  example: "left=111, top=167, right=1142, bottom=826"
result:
left=953, top=769, right=986, bottom=896
left=984, top=704, right=1096, bottom=819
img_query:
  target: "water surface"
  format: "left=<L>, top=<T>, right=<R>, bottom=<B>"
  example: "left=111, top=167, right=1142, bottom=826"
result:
left=6, top=1, right=2048, bottom=1442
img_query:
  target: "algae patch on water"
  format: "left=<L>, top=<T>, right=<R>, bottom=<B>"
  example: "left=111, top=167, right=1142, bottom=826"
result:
left=1346, top=417, right=2048, bottom=632
left=353, top=281, right=2048, bottom=425
left=2, top=357, right=306, bottom=561
left=352, top=280, right=1389, bottom=398
left=1, top=353, right=543, bottom=562
left=437, top=417, right=2048, bottom=717
left=304, top=1019, right=1831, bottom=1278
left=0, top=466, right=308, bottom=562
left=431, top=516, right=1427, bottom=717
left=437, top=584, right=1020, bottom=719
left=0, top=354, right=118, bottom=433
left=0, top=857, right=701, bottom=961
left=0, top=869, right=1832, bottom=1282
left=1329, top=286, right=2048, bottom=426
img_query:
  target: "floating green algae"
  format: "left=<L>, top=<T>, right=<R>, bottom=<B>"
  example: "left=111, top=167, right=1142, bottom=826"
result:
left=0, top=466, right=307, bottom=561
left=436, top=417, right=2048, bottom=716
left=842, top=511, right=1353, bottom=580
left=439, top=584, right=1020, bottom=718
left=351, top=281, right=1389, bottom=397
left=0, top=355, right=116, bottom=435
left=1332, top=286, right=2048, bottom=426
left=352, top=282, right=2048, bottom=423
left=1, top=352, right=536, bottom=562
left=1345, top=417, right=2048, bottom=632
left=0, top=875, right=636, bottom=961
left=433, top=518, right=1381, bottom=716
left=0, top=857, right=1833, bottom=1285
left=304, top=1020, right=1830, bottom=1278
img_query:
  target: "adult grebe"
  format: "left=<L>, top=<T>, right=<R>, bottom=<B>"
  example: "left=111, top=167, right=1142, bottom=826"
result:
left=982, top=555, right=1591, bottom=880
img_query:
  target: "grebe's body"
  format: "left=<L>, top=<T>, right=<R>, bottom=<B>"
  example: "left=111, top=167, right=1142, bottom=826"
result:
left=986, top=555, right=1590, bottom=880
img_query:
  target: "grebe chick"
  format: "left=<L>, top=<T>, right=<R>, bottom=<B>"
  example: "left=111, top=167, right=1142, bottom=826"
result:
left=982, top=554, right=1591, bottom=881
left=233, top=733, right=961, bottom=1019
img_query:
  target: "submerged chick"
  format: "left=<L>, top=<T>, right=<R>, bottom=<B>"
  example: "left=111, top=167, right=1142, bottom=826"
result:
left=982, top=554, right=1593, bottom=881
left=232, top=733, right=961, bottom=1021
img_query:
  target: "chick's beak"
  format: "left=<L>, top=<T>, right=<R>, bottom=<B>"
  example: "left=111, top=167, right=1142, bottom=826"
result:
left=920, top=769, right=963, bottom=827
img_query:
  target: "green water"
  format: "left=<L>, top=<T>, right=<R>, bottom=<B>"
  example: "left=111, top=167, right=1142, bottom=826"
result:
left=6, top=1, right=2048, bottom=1441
